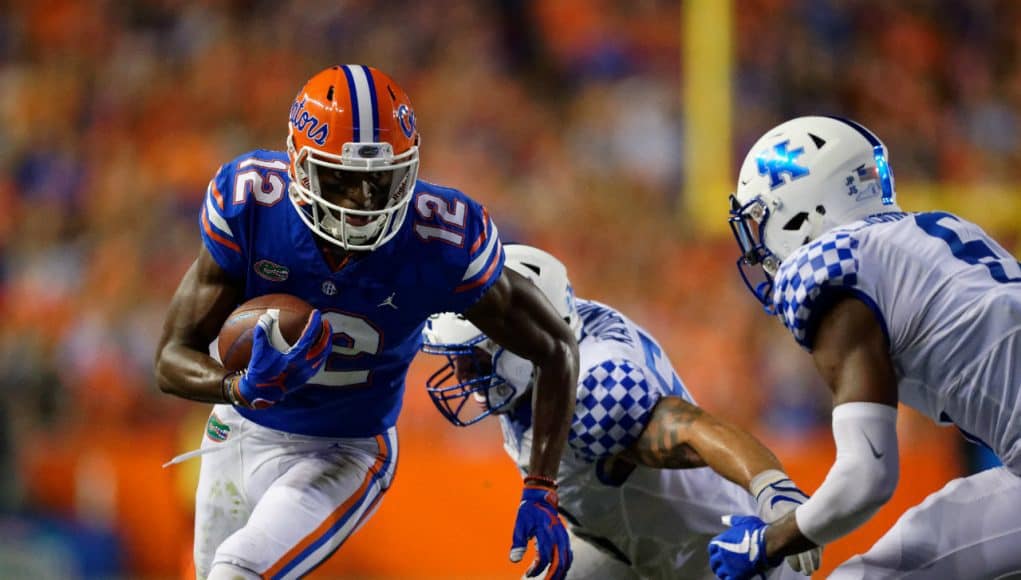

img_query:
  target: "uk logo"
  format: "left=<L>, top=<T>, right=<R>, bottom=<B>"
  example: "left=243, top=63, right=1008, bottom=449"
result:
left=757, top=141, right=809, bottom=189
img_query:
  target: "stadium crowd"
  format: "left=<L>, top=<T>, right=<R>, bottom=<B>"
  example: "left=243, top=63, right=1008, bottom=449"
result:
left=0, top=0, right=1017, bottom=576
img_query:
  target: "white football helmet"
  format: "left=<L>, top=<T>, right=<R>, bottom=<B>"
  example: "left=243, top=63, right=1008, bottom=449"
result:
left=729, top=116, right=900, bottom=309
left=421, top=244, right=581, bottom=426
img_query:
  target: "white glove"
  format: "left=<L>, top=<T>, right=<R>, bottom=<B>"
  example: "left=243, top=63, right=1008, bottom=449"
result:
left=750, top=469, right=823, bottom=576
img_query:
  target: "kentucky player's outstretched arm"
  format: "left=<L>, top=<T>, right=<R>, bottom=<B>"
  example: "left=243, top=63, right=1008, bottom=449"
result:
left=763, top=295, right=900, bottom=558
left=154, top=245, right=243, bottom=403
left=623, top=391, right=825, bottom=574
left=621, top=396, right=785, bottom=487
left=465, top=267, right=579, bottom=480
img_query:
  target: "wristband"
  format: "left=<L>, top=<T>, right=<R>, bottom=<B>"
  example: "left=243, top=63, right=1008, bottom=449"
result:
left=524, top=475, right=558, bottom=489
left=221, top=370, right=246, bottom=407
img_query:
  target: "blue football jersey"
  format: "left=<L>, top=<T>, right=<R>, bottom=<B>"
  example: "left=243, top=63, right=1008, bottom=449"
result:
left=200, top=149, right=505, bottom=437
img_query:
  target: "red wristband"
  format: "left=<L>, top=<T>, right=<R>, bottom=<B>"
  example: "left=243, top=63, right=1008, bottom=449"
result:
left=524, top=475, right=558, bottom=489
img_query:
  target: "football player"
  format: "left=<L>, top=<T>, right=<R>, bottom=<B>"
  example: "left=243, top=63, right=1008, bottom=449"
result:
left=710, top=116, right=1021, bottom=579
left=154, top=66, right=578, bottom=580
left=421, top=244, right=821, bottom=579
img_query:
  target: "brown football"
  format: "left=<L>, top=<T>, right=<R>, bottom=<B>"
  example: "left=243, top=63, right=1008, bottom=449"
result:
left=217, top=293, right=316, bottom=371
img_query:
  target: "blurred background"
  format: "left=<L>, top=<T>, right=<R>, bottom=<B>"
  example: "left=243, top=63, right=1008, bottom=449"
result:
left=1, top=0, right=1018, bottom=577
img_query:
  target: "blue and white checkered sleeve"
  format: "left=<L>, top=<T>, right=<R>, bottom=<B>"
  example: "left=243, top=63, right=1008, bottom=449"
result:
left=772, top=232, right=861, bottom=350
left=569, top=358, right=658, bottom=462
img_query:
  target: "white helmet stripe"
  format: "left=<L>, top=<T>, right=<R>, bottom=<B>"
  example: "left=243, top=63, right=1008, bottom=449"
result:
left=343, top=65, right=375, bottom=143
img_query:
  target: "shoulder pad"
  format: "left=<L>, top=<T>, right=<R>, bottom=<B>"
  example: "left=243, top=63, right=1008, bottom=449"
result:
left=569, top=358, right=658, bottom=461
left=773, top=231, right=861, bottom=349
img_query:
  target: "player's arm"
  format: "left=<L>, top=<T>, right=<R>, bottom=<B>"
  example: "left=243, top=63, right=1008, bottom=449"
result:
left=466, top=267, right=577, bottom=578
left=764, top=295, right=900, bottom=558
left=620, top=396, right=784, bottom=488
left=154, top=245, right=243, bottom=403
left=465, top=267, right=579, bottom=481
left=622, top=394, right=825, bottom=575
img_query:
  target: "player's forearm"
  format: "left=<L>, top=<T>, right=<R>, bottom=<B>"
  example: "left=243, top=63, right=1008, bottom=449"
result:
left=626, top=397, right=782, bottom=489
left=154, top=341, right=231, bottom=404
left=686, top=412, right=784, bottom=490
left=526, top=342, right=579, bottom=480
left=764, top=512, right=819, bottom=558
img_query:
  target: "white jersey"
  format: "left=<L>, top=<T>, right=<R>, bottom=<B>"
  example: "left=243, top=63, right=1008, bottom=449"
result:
left=499, top=300, right=759, bottom=579
left=772, top=211, right=1021, bottom=472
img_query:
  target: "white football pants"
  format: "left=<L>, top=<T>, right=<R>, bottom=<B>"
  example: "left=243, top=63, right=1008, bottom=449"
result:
left=829, top=466, right=1021, bottom=579
left=561, top=527, right=803, bottom=580
left=191, top=405, right=397, bottom=580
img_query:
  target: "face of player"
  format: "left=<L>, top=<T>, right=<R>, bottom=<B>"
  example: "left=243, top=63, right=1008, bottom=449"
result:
left=316, top=168, right=394, bottom=226
left=452, top=348, right=494, bottom=384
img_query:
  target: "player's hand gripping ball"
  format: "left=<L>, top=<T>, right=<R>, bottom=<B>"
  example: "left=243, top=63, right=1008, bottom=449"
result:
left=218, top=294, right=332, bottom=409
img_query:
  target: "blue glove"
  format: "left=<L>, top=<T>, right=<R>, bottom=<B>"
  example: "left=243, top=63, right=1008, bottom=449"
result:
left=509, top=483, right=573, bottom=580
left=232, top=310, right=332, bottom=409
left=708, top=515, right=782, bottom=580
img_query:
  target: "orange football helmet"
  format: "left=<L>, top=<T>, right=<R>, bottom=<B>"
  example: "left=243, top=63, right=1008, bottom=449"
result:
left=287, top=65, right=420, bottom=250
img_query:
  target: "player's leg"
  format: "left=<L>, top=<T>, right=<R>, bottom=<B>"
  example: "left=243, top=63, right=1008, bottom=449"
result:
left=830, top=466, right=1021, bottom=579
left=193, top=406, right=252, bottom=579
left=561, top=528, right=638, bottom=580
left=206, top=562, right=259, bottom=580
left=211, top=427, right=398, bottom=580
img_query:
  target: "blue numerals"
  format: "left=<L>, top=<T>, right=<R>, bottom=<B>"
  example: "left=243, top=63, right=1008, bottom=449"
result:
left=914, top=212, right=1021, bottom=284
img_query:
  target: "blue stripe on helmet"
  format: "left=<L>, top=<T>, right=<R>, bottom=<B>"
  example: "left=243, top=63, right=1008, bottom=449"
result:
left=341, top=65, right=361, bottom=142
left=360, top=65, right=380, bottom=142
left=824, top=115, right=881, bottom=147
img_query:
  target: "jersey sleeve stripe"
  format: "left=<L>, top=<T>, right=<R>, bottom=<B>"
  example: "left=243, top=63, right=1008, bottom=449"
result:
left=469, top=208, right=491, bottom=255
left=455, top=239, right=502, bottom=293
left=462, top=221, right=499, bottom=281
left=201, top=205, right=241, bottom=253
left=208, top=181, right=225, bottom=210
left=205, top=192, right=234, bottom=237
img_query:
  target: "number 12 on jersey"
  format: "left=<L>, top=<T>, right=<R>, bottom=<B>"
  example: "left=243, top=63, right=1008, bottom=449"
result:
left=414, top=193, right=468, bottom=245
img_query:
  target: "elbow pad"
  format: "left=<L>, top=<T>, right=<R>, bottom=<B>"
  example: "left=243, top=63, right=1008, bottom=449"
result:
left=795, top=402, right=899, bottom=545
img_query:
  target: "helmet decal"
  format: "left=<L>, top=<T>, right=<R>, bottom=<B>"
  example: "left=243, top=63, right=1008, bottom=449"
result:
left=756, top=140, right=809, bottom=189
left=289, top=98, right=329, bottom=146
left=397, top=104, right=416, bottom=139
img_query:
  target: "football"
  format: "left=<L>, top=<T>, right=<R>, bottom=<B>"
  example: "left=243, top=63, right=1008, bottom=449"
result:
left=217, top=293, right=316, bottom=371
